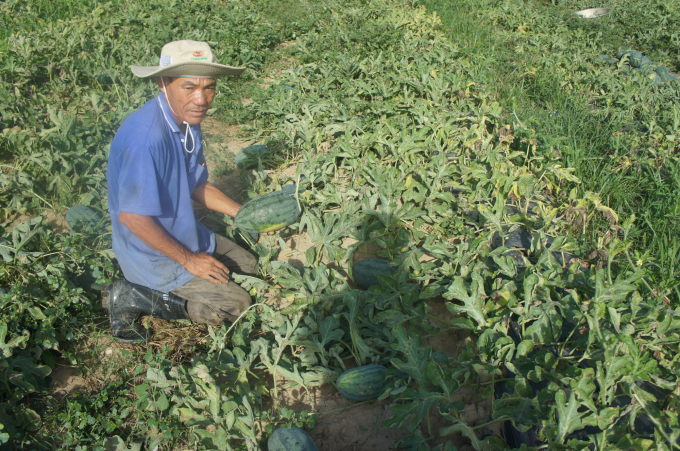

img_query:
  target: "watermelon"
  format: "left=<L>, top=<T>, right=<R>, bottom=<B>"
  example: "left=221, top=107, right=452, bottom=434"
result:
left=655, top=66, right=673, bottom=83
left=281, top=183, right=299, bottom=195
left=235, top=144, right=268, bottom=169
left=352, top=258, right=396, bottom=289
left=235, top=190, right=302, bottom=233
left=66, top=205, right=102, bottom=231
left=597, top=55, right=618, bottom=65
left=268, top=426, right=318, bottom=451
left=336, top=364, right=387, bottom=401
left=630, top=55, right=650, bottom=68
left=615, top=50, right=642, bottom=60
left=96, top=73, right=115, bottom=85
left=490, top=227, right=532, bottom=250
left=639, top=64, right=658, bottom=75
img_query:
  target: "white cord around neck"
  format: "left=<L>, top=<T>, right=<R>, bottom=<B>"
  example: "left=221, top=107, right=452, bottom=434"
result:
left=161, top=77, right=195, bottom=154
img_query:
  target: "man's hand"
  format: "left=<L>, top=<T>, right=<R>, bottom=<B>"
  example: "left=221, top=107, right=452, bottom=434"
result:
left=192, top=182, right=284, bottom=236
left=120, top=212, right=231, bottom=284
left=183, top=252, right=230, bottom=284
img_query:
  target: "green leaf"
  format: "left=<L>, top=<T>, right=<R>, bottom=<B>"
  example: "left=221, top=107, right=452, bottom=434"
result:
left=396, top=429, right=430, bottom=451
left=134, top=384, right=148, bottom=402
left=524, top=301, right=562, bottom=345
left=315, top=316, right=344, bottom=348
left=373, top=309, right=411, bottom=328
left=390, top=326, right=430, bottom=387
left=492, top=394, right=538, bottom=432
left=28, top=307, right=46, bottom=320
left=0, top=322, right=29, bottom=358
left=102, top=436, right=128, bottom=451
left=385, top=388, right=447, bottom=430
left=178, top=407, right=208, bottom=426
left=516, top=340, right=534, bottom=357
left=555, top=389, right=584, bottom=443
left=15, top=406, right=41, bottom=432
left=444, top=274, right=488, bottom=328
left=596, top=407, right=619, bottom=430
left=156, top=393, right=169, bottom=411
left=440, top=420, right=483, bottom=450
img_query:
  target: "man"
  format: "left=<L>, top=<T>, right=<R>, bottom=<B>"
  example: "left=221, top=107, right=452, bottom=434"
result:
left=105, top=40, right=257, bottom=342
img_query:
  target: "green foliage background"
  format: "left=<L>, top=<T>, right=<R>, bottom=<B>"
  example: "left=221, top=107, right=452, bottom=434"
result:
left=0, top=0, right=679, bottom=450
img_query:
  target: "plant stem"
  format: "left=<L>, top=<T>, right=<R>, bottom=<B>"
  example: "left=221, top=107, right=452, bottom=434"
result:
left=477, top=378, right=514, bottom=386
left=471, top=416, right=512, bottom=430
left=317, top=400, right=371, bottom=416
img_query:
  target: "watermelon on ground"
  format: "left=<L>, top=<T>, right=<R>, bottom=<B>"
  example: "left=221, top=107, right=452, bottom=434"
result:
left=268, top=426, right=318, bottom=451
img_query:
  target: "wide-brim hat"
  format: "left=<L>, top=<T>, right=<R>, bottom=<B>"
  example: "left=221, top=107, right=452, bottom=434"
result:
left=131, top=40, right=246, bottom=78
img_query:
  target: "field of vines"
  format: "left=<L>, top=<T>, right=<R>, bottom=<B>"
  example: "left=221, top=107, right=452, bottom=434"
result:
left=1, top=0, right=680, bottom=450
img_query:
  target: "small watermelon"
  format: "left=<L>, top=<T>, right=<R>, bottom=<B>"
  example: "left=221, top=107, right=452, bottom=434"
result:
left=268, top=426, right=318, bottom=451
left=597, top=55, right=618, bottom=65
left=490, top=227, right=532, bottom=250
left=235, top=191, right=302, bottom=233
left=281, top=184, right=298, bottom=195
left=352, top=258, right=396, bottom=289
left=655, top=66, right=673, bottom=83
left=630, top=55, right=650, bottom=68
left=615, top=50, right=642, bottom=60
left=336, top=364, right=388, bottom=402
left=235, top=144, right=269, bottom=169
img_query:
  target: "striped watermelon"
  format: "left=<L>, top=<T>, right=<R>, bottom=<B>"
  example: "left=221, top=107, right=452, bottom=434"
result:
left=235, top=191, right=301, bottom=233
left=336, top=364, right=387, bottom=401
left=268, top=426, right=318, bottom=451
left=352, top=258, right=396, bottom=289
left=235, top=144, right=268, bottom=169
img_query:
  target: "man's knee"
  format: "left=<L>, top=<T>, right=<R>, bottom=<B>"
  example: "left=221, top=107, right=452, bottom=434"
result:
left=185, top=288, right=252, bottom=325
left=246, top=257, right=257, bottom=275
left=231, top=289, right=252, bottom=317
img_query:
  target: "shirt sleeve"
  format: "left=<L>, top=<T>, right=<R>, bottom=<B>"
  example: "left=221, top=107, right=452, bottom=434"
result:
left=117, top=141, right=164, bottom=216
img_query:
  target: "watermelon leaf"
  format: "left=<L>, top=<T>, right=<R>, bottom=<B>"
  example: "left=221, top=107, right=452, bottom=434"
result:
left=389, top=326, right=431, bottom=387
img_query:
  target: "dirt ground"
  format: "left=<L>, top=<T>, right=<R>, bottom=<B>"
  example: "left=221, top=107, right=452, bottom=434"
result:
left=270, top=297, right=495, bottom=451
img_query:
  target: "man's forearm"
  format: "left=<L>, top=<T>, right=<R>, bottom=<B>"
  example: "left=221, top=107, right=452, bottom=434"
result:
left=119, top=211, right=231, bottom=284
left=119, top=212, right=191, bottom=266
left=192, top=182, right=241, bottom=217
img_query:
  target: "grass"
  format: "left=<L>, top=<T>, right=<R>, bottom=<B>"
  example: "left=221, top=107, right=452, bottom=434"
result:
left=419, top=0, right=680, bottom=303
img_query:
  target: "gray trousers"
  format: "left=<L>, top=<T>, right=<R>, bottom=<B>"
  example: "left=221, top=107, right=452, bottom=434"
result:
left=170, top=234, right=257, bottom=325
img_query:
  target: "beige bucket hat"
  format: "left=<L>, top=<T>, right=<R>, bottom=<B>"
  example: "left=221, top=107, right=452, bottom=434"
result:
left=131, top=40, right=246, bottom=78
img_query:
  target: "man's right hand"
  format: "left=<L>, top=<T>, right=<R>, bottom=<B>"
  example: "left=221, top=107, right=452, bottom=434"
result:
left=119, top=212, right=231, bottom=285
left=183, top=252, right=230, bottom=284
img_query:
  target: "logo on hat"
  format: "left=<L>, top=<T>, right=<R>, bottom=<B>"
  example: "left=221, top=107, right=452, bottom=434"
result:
left=191, top=50, right=208, bottom=61
left=191, top=50, right=208, bottom=60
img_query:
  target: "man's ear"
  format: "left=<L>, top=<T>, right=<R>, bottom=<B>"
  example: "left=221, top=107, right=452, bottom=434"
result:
left=156, top=76, right=165, bottom=92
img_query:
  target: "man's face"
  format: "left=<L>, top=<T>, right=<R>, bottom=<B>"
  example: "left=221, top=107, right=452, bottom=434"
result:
left=156, top=76, right=216, bottom=125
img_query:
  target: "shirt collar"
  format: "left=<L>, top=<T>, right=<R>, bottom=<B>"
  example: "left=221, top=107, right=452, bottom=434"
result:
left=156, top=92, right=203, bottom=139
left=157, top=92, right=180, bottom=133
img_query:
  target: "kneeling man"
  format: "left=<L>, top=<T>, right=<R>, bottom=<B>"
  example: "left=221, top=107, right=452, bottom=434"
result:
left=105, top=40, right=256, bottom=342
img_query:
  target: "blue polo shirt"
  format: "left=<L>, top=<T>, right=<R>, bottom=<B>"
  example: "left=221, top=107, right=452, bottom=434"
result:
left=107, top=93, right=215, bottom=292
